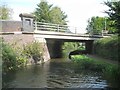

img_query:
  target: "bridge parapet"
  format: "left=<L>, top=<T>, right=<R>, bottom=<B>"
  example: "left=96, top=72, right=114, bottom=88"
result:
left=33, top=22, right=76, bottom=33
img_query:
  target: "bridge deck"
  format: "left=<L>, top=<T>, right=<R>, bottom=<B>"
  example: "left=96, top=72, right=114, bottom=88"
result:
left=1, top=31, right=110, bottom=41
left=34, top=31, right=103, bottom=41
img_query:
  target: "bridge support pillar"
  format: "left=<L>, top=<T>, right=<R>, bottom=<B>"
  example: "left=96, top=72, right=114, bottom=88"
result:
left=85, top=40, right=94, bottom=54
left=46, top=39, right=63, bottom=58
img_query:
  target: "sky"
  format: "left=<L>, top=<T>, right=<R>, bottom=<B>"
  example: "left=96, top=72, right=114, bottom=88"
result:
left=1, top=0, right=109, bottom=33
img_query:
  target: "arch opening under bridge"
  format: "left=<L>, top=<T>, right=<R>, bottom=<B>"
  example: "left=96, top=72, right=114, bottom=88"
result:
left=45, top=38, right=94, bottom=59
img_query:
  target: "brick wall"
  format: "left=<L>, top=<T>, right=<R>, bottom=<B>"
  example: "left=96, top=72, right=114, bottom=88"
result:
left=2, top=34, right=35, bottom=48
left=1, top=20, right=22, bottom=32
left=1, top=20, right=34, bottom=32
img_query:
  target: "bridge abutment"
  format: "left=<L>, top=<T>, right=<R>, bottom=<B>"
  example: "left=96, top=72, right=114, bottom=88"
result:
left=85, top=40, right=94, bottom=54
left=46, top=39, right=64, bottom=58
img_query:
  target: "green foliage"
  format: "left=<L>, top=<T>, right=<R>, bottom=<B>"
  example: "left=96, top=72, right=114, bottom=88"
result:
left=86, top=16, right=116, bottom=35
left=0, top=4, right=13, bottom=20
left=62, top=42, right=84, bottom=57
left=33, top=0, right=67, bottom=25
left=34, top=0, right=52, bottom=22
left=49, top=7, right=67, bottom=25
left=103, top=65, right=120, bottom=88
left=71, top=55, right=90, bottom=62
left=23, top=42, right=43, bottom=63
left=2, top=43, right=17, bottom=71
left=2, top=41, right=44, bottom=72
left=2, top=42, right=26, bottom=72
left=93, top=35, right=119, bottom=61
left=86, top=16, right=104, bottom=34
left=71, top=55, right=120, bottom=88
left=105, top=1, right=120, bottom=34
left=71, top=55, right=106, bottom=71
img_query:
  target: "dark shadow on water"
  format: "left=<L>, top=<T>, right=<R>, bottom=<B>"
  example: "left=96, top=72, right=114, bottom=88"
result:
left=2, top=70, right=17, bottom=88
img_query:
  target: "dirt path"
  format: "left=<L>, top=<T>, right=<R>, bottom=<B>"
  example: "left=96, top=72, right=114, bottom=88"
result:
left=86, top=54, right=119, bottom=65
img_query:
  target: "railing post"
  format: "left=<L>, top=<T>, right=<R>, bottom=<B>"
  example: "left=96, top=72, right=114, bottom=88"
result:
left=57, top=24, right=59, bottom=32
left=35, top=21, right=37, bottom=31
left=75, top=27, right=77, bottom=34
left=101, top=30, right=103, bottom=36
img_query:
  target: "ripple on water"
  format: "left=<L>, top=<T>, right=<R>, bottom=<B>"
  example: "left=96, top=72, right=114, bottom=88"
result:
left=47, top=70, right=108, bottom=88
left=3, top=59, right=109, bottom=89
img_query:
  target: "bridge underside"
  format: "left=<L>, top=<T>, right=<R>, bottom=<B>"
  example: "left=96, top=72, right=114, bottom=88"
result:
left=45, top=38, right=94, bottom=58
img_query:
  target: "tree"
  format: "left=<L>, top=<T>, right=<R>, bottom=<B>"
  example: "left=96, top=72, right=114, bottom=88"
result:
left=0, top=4, right=13, bottom=20
left=34, top=0, right=52, bottom=22
left=33, top=0, right=67, bottom=25
left=86, top=16, right=105, bottom=35
left=49, top=7, right=67, bottom=25
left=86, top=16, right=116, bottom=35
left=104, top=1, right=120, bottom=34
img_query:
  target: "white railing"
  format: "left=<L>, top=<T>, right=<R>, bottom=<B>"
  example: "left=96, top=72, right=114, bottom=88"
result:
left=33, top=22, right=77, bottom=33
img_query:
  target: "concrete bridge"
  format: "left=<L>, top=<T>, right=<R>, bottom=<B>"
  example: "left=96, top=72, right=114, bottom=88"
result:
left=1, top=15, right=110, bottom=61
left=1, top=30, right=105, bottom=59
left=33, top=21, right=108, bottom=58
left=33, top=30, right=104, bottom=58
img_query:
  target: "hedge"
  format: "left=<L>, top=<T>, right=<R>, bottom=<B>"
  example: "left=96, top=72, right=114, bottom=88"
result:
left=93, top=35, right=119, bottom=61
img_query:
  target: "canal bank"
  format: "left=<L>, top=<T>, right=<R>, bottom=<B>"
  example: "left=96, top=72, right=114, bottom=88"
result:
left=71, top=54, right=120, bottom=89
left=86, top=54, right=118, bottom=65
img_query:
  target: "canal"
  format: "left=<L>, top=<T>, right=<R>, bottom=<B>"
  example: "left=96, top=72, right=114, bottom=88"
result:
left=2, top=58, right=110, bottom=89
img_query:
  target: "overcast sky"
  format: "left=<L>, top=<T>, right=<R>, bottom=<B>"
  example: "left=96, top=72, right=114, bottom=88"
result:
left=1, top=0, right=109, bottom=33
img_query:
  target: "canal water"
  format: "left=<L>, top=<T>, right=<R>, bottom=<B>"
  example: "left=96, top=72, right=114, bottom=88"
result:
left=2, top=58, right=109, bottom=89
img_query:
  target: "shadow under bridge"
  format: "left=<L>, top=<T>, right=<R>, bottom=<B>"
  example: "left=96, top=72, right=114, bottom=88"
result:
left=45, top=38, right=94, bottom=59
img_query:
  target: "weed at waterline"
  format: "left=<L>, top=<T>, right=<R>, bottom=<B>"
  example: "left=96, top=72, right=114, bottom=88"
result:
left=71, top=55, right=120, bottom=88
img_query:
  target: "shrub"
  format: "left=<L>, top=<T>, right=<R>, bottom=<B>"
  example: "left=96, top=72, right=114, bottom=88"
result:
left=71, top=55, right=96, bottom=70
left=2, top=42, right=17, bottom=71
left=2, top=41, right=28, bottom=72
left=93, top=35, right=119, bottom=61
left=23, top=41, right=43, bottom=64
left=2, top=41, right=44, bottom=72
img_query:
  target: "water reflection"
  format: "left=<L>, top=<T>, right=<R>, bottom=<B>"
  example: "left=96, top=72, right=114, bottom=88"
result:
left=2, top=58, right=109, bottom=89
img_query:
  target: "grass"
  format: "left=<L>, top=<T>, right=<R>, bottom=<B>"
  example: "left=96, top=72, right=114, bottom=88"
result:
left=71, top=55, right=107, bottom=71
left=93, top=35, right=119, bottom=61
left=71, top=55, right=120, bottom=88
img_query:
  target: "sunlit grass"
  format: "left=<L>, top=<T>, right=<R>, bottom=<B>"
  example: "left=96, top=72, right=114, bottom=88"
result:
left=71, top=55, right=120, bottom=88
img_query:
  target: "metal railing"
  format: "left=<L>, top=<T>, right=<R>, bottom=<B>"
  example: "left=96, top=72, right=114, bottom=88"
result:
left=33, top=22, right=76, bottom=33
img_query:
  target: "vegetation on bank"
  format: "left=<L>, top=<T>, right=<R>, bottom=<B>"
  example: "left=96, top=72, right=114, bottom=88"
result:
left=71, top=55, right=120, bottom=88
left=93, top=35, right=119, bottom=61
left=71, top=55, right=106, bottom=71
left=62, top=42, right=85, bottom=57
left=2, top=42, right=25, bottom=71
left=23, top=42, right=43, bottom=64
left=2, top=41, right=43, bottom=72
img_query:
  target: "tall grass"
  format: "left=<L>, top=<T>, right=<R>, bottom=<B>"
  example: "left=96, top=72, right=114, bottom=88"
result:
left=93, top=35, right=119, bottom=61
left=71, top=55, right=106, bottom=71
left=71, top=55, right=120, bottom=88
left=103, top=65, right=120, bottom=88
